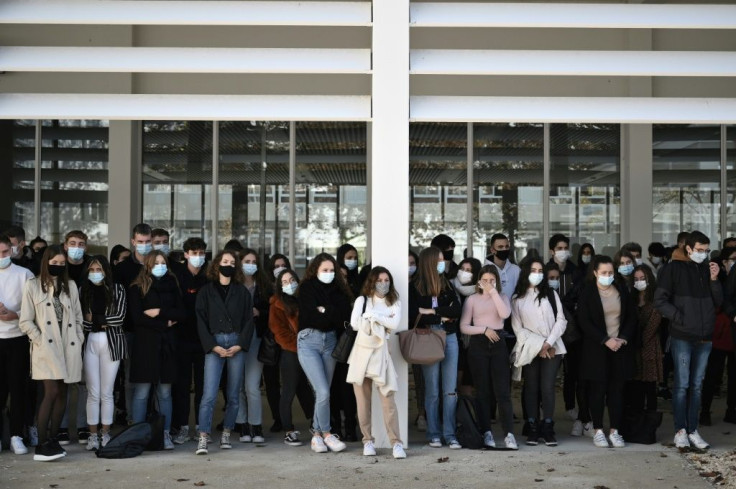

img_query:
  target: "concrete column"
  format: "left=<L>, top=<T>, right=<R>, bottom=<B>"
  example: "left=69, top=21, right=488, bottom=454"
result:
left=108, top=121, right=141, bottom=249
left=370, top=0, right=410, bottom=448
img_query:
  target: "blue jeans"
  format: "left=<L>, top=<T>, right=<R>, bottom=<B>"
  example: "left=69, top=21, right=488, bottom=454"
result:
left=297, top=328, right=337, bottom=433
left=132, top=382, right=173, bottom=431
left=198, top=333, right=245, bottom=434
left=422, top=329, right=459, bottom=441
left=236, top=330, right=264, bottom=426
left=670, top=337, right=712, bottom=433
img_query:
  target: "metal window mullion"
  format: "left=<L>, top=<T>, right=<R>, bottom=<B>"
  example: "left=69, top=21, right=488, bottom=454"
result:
left=543, top=123, right=550, bottom=246
left=289, top=121, right=296, bottom=265
left=721, top=124, right=728, bottom=239
left=34, top=120, right=42, bottom=236
left=466, top=122, right=473, bottom=257
left=211, top=121, right=220, bottom=254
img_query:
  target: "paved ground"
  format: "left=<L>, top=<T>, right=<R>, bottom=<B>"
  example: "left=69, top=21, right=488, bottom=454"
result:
left=2, top=385, right=734, bottom=489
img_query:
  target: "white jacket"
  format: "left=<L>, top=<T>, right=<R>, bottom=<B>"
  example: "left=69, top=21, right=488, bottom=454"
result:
left=346, top=295, right=401, bottom=396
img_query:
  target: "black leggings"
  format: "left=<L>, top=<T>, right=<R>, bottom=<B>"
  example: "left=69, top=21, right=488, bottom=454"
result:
left=37, top=380, right=68, bottom=444
left=279, top=350, right=314, bottom=431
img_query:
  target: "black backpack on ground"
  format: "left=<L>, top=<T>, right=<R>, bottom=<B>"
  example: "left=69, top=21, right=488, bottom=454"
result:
left=620, top=410, right=662, bottom=445
left=96, top=422, right=152, bottom=459
left=455, top=395, right=485, bottom=449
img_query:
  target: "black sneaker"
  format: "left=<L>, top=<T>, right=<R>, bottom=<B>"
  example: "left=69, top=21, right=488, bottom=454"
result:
left=77, top=429, right=91, bottom=444
left=657, top=387, right=672, bottom=400
left=541, top=421, right=557, bottom=446
left=33, top=440, right=65, bottom=462
left=284, top=431, right=303, bottom=447
left=525, top=421, right=539, bottom=446
left=50, top=438, right=67, bottom=455
left=56, top=430, right=70, bottom=446
left=270, top=421, right=283, bottom=433
left=699, top=411, right=712, bottom=427
left=251, top=424, right=265, bottom=443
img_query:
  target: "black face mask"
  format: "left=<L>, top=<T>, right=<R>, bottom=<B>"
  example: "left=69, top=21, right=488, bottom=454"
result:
left=48, top=265, right=65, bottom=277
left=494, top=249, right=511, bottom=261
left=219, top=265, right=235, bottom=278
left=442, top=249, right=455, bottom=261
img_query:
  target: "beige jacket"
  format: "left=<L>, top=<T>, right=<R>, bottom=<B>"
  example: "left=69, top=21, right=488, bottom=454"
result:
left=19, top=278, right=84, bottom=383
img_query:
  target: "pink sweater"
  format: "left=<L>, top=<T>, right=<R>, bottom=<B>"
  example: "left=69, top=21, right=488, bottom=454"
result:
left=459, top=291, right=511, bottom=335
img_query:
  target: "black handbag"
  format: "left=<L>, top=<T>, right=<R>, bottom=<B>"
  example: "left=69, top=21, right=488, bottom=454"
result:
left=331, top=296, right=366, bottom=363
left=258, top=328, right=281, bottom=366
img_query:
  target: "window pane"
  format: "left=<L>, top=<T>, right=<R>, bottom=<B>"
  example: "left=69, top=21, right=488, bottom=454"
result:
left=0, top=120, right=37, bottom=236
left=473, top=123, right=543, bottom=261
left=142, top=121, right=213, bottom=249
left=653, top=124, right=721, bottom=247
left=410, top=122, right=467, bottom=262
left=40, top=120, right=109, bottom=252
left=295, top=122, right=367, bottom=268
left=550, top=123, right=620, bottom=256
left=727, top=125, right=736, bottom=240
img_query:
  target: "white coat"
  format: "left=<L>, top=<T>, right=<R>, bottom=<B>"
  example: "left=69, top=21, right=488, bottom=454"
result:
left=19, top=278, right=84, bottom=383
left=346, top=295, right=401, bottom=396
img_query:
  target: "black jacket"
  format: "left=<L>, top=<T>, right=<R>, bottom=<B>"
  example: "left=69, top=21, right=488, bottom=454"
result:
left=114, top=256, right=144, bottom=332
left=251, top=283, right=272, bottom=338
left=195, top=281, right=254, bottom=353
left=297, top=278, right=352, bottom=333
left=172, top=261, right=209, bottom=344
left=654, top=249, right=723, bottom=342
left=577, top=281, right=637, bottom=382
left=408, top=279, right=462, bottom=335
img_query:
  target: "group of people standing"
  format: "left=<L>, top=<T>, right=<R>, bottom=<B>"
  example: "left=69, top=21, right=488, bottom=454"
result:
left=0, top=222, right=732, bottom=463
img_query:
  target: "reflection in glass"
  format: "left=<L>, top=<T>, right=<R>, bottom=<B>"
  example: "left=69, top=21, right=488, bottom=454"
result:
left=727, top=126, right=735, bottom=240
left=653, top=124, right=721, bottom=247
left=410, top=123, right=467, bottom=261
left=474, top=123, right=543, bottom=261
left=550, top=123, right=620, bottom=257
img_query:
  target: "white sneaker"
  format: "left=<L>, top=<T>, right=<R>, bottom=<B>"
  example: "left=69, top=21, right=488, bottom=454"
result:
left=570, top=420, right=583, bottom=437
left=323, top=434, right=346, bottom=452
left=28, top=426, right=39, bottom=447
left=363, top=441, right=376, bottom=456
left=85, top=433, right=99, bottom=451
left=174, top=426, right=190, bottom=445
left=566, top=407, right=579, bottom=421
left=447, top=438, right=462, bottom=450
left=101, top=432, right=111, bottom=448
left=428, top=438, right=442, bottom=448
left=609, top=429, right=625, bottom=448
left=392, top=443, right=407, bottom=459
left=11, top=436, right=28, bottom=455
left=163, top=431, right=175, bottom=450
left=195, top=434, right=208, bottom=455
left=416, top=415, right=427, bottom=432
left=311, top=435, right=328, bottom=453
left=688, top=430, right=710, bottom=449
left=674, top=429, right=690, bottom=448
left=483, top=431, right=496, bottom=448
left=220, top=431, right=232, bottom=449
left=504, top=433, right=518, bottom=450
left=593, top=429, right=609, bottom=448
left=583, top=422, right=595, bottom=438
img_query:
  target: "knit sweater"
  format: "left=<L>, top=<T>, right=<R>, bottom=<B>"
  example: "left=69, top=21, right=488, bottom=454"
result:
left=459, top=290, right=511, bottom=335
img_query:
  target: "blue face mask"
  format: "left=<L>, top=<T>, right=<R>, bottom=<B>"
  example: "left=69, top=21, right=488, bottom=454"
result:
left=618, top=264, right=634, bottom=276
left=88, top=272, right=104, bottom=285
left=318, top=272, right=335, bottom=284
left=188, top=255, right=205, bottom=268
left=548, top=279, right=560, bottom=290
left=242, top=263, right=258, bottom=276
left=0, top=256, right=11, bottom=269
left=282, top=283, right=298, bottom=296
left=152, top=264, right=167, bottom=278
left=597, top=275, right=615, bottom=287
left=67, top=246, right=85, bottom=261
left=136, top=243, right=152, bottom=256
left=344, top=259, right=358, bottom=271
left=437, top=261, right=446, bottom=274
left=153, top=244, right=170, bottom=256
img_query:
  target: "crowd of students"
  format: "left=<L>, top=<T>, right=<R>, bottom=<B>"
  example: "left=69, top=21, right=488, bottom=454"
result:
left=0, top=223, right=733, bottom=462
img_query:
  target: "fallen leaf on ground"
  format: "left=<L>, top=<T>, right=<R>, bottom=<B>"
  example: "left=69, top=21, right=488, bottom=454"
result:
left=547, top=468, right=555, bottom=472
left=594, top=486, right=610, bottom=489
left=660, top=453, right=667, bottom=458
left=437, top=457, right=449, bottom=463
left=534, top=479, right=544, bottom=482
left=177, top=479, right=190, bottom=482
left=699, top=471, right=721, bottom=478
left=50, top=485, right=59, bottom=488
left=194, top=482, right=206, bottom=487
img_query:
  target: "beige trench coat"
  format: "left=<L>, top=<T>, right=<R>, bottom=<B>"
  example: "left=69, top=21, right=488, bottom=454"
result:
left=19, top=278, right=84, bottom=383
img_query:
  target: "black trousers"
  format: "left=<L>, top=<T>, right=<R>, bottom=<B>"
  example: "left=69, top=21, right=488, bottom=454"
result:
left=702, top=348, right=736, bottom=413
left=523, top=355, right=562, bottom=422
left=589, top=374, right=626, bottom=430
left=263, top=364, right=282, bottom=426
left=0, top=336, right=30, bottom=437
left=171, top=338, right=204, bottom=428
left=330, top=361, right=357, bottom=436
left=563, top=340, right=591, bottom=422
left=279, top=350, right=315, bottom=430
left=467, top=335, right=513, bottom=435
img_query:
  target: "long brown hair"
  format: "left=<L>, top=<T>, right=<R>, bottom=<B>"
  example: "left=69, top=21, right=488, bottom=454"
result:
left=241, top=247, right=271, bottom=293
left=414, top=246, right=444, bottom=297
left=476, top=265, right=501, bottom=294
left=39, top=245, right=70, bottom=297
left=274, top=268, right=300, bottom=316
left=80, top=255, right=114, bottom=313
left=131, top=250, right=175, bottom=296
left=633, top=264, right=656, bottom=305
left=207, top=250, right=245, bottom=284
left=361, top=266, right=398, bottom=306
left=302, top=252, right=353, bottom=301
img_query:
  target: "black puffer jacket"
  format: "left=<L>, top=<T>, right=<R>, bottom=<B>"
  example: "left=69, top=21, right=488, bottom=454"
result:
left=654, top=248, right=723, bottom=342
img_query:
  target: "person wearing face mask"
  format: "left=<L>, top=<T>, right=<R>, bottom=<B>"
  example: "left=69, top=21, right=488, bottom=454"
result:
left=297, top=253, right=353, bottom=453
left=109, top=245, right=131, bottom=267
left=407, top=249, right=426, bottom=431
left=628, top=265, right=663, bottom=416
left=409, top=250, right=419, bottom=278
left=337, top=243, right=362, bottom=298
left=654, top=230, right=722, bottom=449
left=269, top=253, right=291, bottom=282
left=614, top=249, right=636, bottom=290
left=63, top=230, right=91, bottom=283
left=79, top=256, right=127, bottom=451
left=572, top=243, right=595, bottom=285
left=451, top=257, right=482, bottom=397
left=19, top=245, right=84, bottom=461
left=644, top=242, right=666, bottom=274
left=269, top=269, right=315, bottom=447
left=346, top=267, right=406, bottom=459
left=151, top=228, right=171, bottom=257
left=4, top=225, right=40, bottom=275
left=484, top=233, right=520, bottom=300
left=169, top=238, right=208, bottom=445
left=128, top=250, right=186, bottom=450
left=622, top=242, right=645, bottom=268
left=0, top=234, right=35, bottom=456
left=431, top=234, right=459, bottom=281
left=548, top=234, right=576, bottom=300
left=511, top=259, right=567, bottom=447
left=194, top=250, right=252, bottom=455
left=409, top=246, right=463, bottom=449
left=30, top=236, right=48, bottom=257
left=578, top=255, right=637, bottom=449
left=235, top=248, right=273, bottom=443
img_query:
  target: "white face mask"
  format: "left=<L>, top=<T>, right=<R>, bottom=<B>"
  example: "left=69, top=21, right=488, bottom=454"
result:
left=528, top=272, right=544, bottom=286
left=635, top=258, right=643, bottom=266
left=273, top=266, right=287, bottom=279
left=457, top=270, right=473, bottom=285
left=10, top=245, right=20, bottom=258
left=408, top=265, right=417, bottom=276
left=554, top=250, right=570, bottom=263
left=689, top=251, right=708, bottom=264
left=581, top=254, right=592, bottom=264
left=651, top=256, right=662, bottom=265
left=634, top=280, right=647, bottom=291
left=318, top=272, right=335, bottom=284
